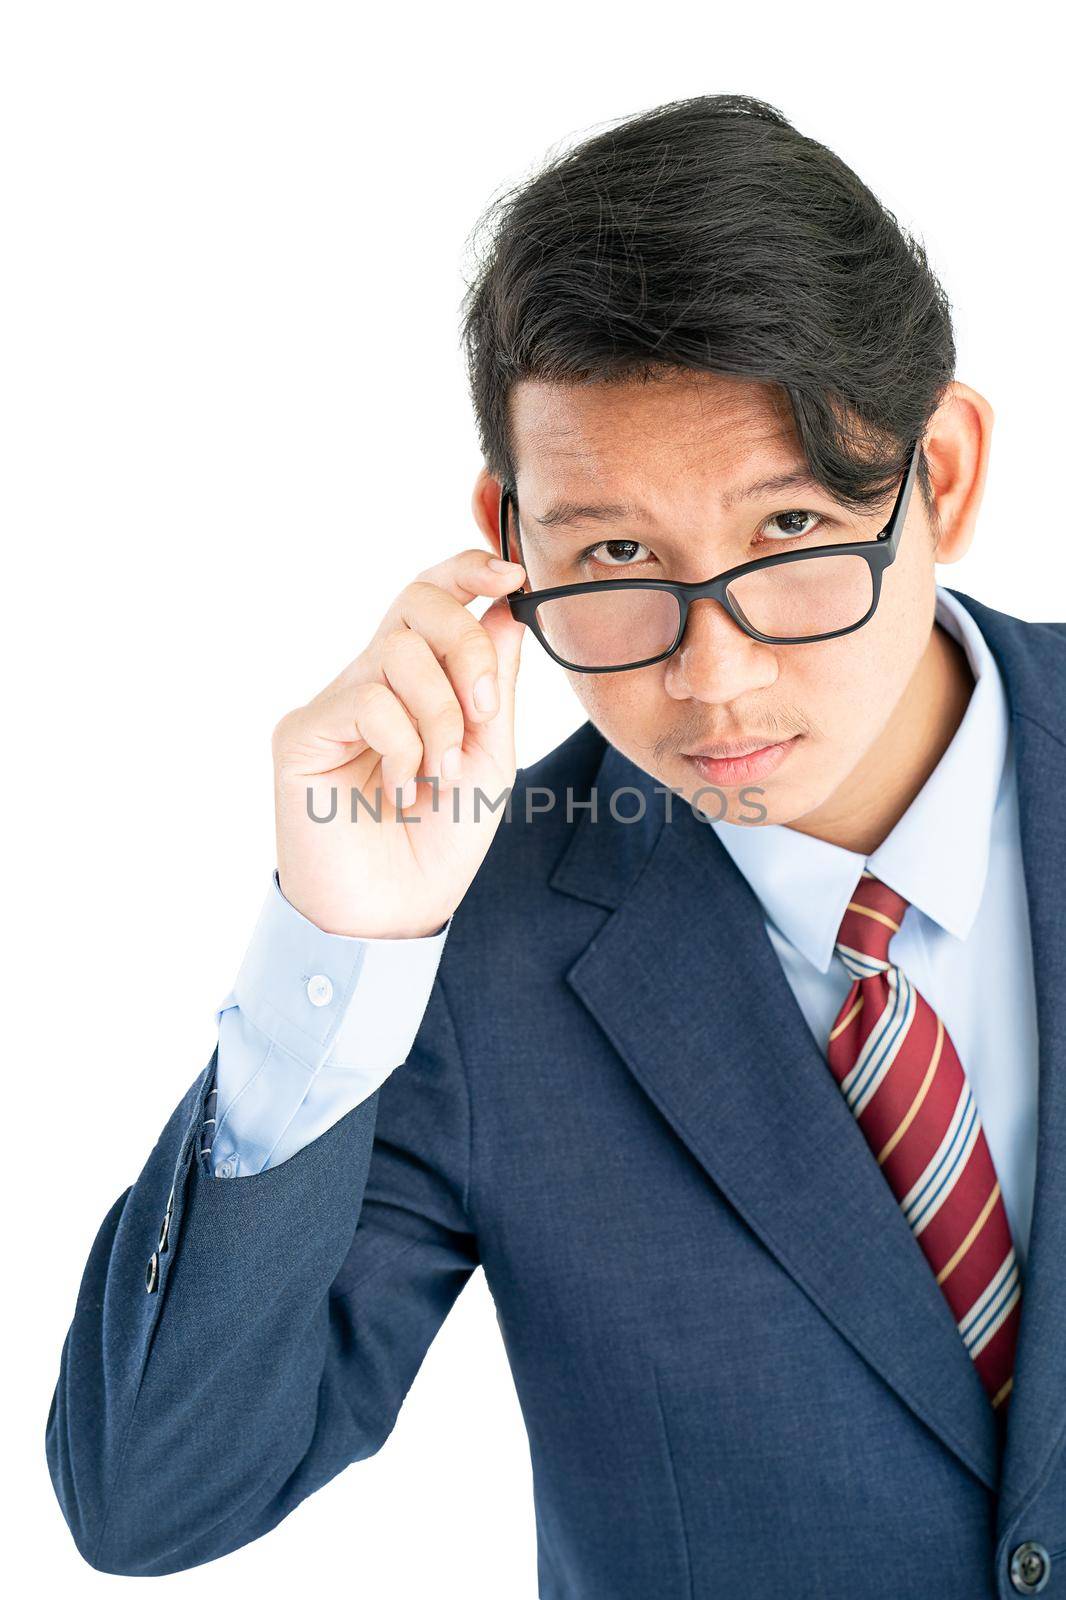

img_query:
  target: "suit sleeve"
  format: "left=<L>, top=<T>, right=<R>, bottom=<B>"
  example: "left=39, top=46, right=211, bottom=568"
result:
left=44, top=968, right=478, bottom=1576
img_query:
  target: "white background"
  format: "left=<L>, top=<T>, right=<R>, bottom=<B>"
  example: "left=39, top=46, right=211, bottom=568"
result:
left=5, top=2, right=1064, bottom=1594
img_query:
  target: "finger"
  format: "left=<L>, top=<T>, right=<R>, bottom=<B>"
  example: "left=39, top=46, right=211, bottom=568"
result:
left=476, top=592, right=525, bottom=716
left=350, top=680, right=427, bottom=802
left=296, top=679, right=423, bottom=806
left=414, top=547, right=526, bottom=605
left=394, top=580, right=512, bottom=726
left=379, top=626, right=467, bottom=783
left=464, top=595, right=526, bottom=773
left=319, top=550, right=526, bottom=705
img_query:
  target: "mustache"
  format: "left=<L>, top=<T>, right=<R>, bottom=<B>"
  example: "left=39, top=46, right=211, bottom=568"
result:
left=651, top=707, right=815, bottom=764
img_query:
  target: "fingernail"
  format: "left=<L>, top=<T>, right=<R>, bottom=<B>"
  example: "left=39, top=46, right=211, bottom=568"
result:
left=488, top=557, right=522, bottom=572
left=401, top=777, right=417, bottom=807
left=441, top=746, right=462, bottom=781
left=473, top=673, right=498, bottom=714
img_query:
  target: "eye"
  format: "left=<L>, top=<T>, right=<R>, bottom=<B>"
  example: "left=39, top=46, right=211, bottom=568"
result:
left=581, top=538, right=654, bottom=568
left=576, top=510, right=831, bottom=574
left=758, top=509, right=825, bottom=542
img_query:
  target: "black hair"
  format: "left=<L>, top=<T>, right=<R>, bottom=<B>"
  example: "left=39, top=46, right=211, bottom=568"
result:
left=459, top=93, right=954, bottom=527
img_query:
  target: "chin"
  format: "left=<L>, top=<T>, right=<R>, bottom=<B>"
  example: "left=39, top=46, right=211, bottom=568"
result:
left=688, top=756, right=836, bottom=829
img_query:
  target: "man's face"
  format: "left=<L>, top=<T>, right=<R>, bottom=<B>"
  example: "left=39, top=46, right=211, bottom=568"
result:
left=508, top=372, right=940, bottom=829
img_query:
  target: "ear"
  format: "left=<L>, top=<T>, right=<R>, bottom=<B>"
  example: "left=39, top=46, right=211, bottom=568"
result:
left=921, top=382, right=994, bottom=564
left=471, top=466, right=505, bottom=559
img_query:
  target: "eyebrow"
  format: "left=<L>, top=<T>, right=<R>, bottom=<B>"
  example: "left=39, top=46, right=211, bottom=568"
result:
left=529, top=466, right=823, bottom=529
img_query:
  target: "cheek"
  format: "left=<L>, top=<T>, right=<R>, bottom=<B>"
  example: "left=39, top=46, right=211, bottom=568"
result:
left=800, top=602, right=924, bottom=748
left=570, top=670, right=656, bottom=726
left=789, top=635, right=894, bottom=745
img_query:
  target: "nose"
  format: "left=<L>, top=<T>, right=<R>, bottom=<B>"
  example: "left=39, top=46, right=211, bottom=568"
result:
left=662, top=596, right=778, bottom=703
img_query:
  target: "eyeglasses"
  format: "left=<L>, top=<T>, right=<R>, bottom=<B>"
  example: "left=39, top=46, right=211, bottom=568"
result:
left=498, top=438, right=922, bottom=672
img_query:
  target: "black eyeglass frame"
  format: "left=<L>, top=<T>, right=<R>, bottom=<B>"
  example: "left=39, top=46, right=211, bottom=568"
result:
left=497, top=437, right=923, bottom=672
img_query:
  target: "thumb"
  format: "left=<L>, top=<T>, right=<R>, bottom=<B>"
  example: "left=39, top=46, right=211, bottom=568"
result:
left=467, top=594, right=525, bottom=770
left=478, top=593, right=526, bottom=712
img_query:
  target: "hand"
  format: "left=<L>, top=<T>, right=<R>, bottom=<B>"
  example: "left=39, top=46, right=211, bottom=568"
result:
left=271, top=547, right=527, bottom=937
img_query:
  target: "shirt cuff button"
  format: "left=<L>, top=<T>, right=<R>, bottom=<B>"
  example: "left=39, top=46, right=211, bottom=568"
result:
left=306, top=973, right=334, bottom=1007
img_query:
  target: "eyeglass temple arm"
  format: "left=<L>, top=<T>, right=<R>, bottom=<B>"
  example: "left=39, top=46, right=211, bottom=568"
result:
left=498, top=487, right=525, bottom=586
left=880, top=437, right=924, bottom=540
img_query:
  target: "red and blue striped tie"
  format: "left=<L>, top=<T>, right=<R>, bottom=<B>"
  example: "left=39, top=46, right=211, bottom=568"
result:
left=827, top=869, right=1021, bottom=1431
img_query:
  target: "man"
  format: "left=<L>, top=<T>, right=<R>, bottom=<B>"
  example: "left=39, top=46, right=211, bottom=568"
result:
left=45, top=92, right=1066, bottom=1598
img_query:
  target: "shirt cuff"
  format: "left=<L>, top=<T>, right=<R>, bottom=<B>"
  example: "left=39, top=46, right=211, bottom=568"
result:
left=209, top=870, right=451, bottom=1174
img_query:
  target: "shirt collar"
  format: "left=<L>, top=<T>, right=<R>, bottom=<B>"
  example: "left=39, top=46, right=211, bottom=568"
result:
left=709, top=585, right=1012, bottom=973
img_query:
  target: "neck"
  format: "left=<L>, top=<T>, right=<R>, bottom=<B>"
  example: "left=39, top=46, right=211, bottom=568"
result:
left=787, top=617, right=975, bottom=855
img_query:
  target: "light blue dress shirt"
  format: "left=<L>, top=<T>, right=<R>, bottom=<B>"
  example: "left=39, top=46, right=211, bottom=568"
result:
left=207, top=888, right=451, bottom=1177
left=209, top=585, right=1039, bottom=1279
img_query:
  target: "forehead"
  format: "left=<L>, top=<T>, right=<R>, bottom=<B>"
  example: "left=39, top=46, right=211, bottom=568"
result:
left=508, top=373, right=801, bottom=502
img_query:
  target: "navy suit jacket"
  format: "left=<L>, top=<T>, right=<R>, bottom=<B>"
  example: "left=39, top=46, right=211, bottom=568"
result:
left=46, top=589, right=1066, bottom=1598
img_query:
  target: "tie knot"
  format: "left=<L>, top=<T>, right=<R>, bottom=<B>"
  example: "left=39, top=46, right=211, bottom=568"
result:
left=835, top=870, right=910, bottom=976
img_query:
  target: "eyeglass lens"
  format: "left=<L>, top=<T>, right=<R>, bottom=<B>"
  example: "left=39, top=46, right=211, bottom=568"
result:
left=533, top=555, right=876, bottom=668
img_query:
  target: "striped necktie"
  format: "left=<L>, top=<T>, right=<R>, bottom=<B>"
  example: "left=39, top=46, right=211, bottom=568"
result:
left=826, top=869, right=1021, bottom=1430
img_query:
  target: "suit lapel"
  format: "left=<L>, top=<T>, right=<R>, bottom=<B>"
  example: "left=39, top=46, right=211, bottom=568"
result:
left=552, top=591, right=1066, bottom=1499
left=555, top=739, right=1001, bottom=1492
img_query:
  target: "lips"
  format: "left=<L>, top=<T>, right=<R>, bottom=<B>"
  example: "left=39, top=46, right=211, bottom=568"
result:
left=684, top=735, right=802, bottom=787
left=685, top=737, right=781, bottom=759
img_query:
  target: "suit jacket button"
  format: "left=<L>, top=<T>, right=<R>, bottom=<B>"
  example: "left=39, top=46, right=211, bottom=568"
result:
left=158, top=1212, right=170, bottom=1254
left=1010, top=1542, right=1051, bottom=1594
left=145, top=1251, right=159, bottom=1294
